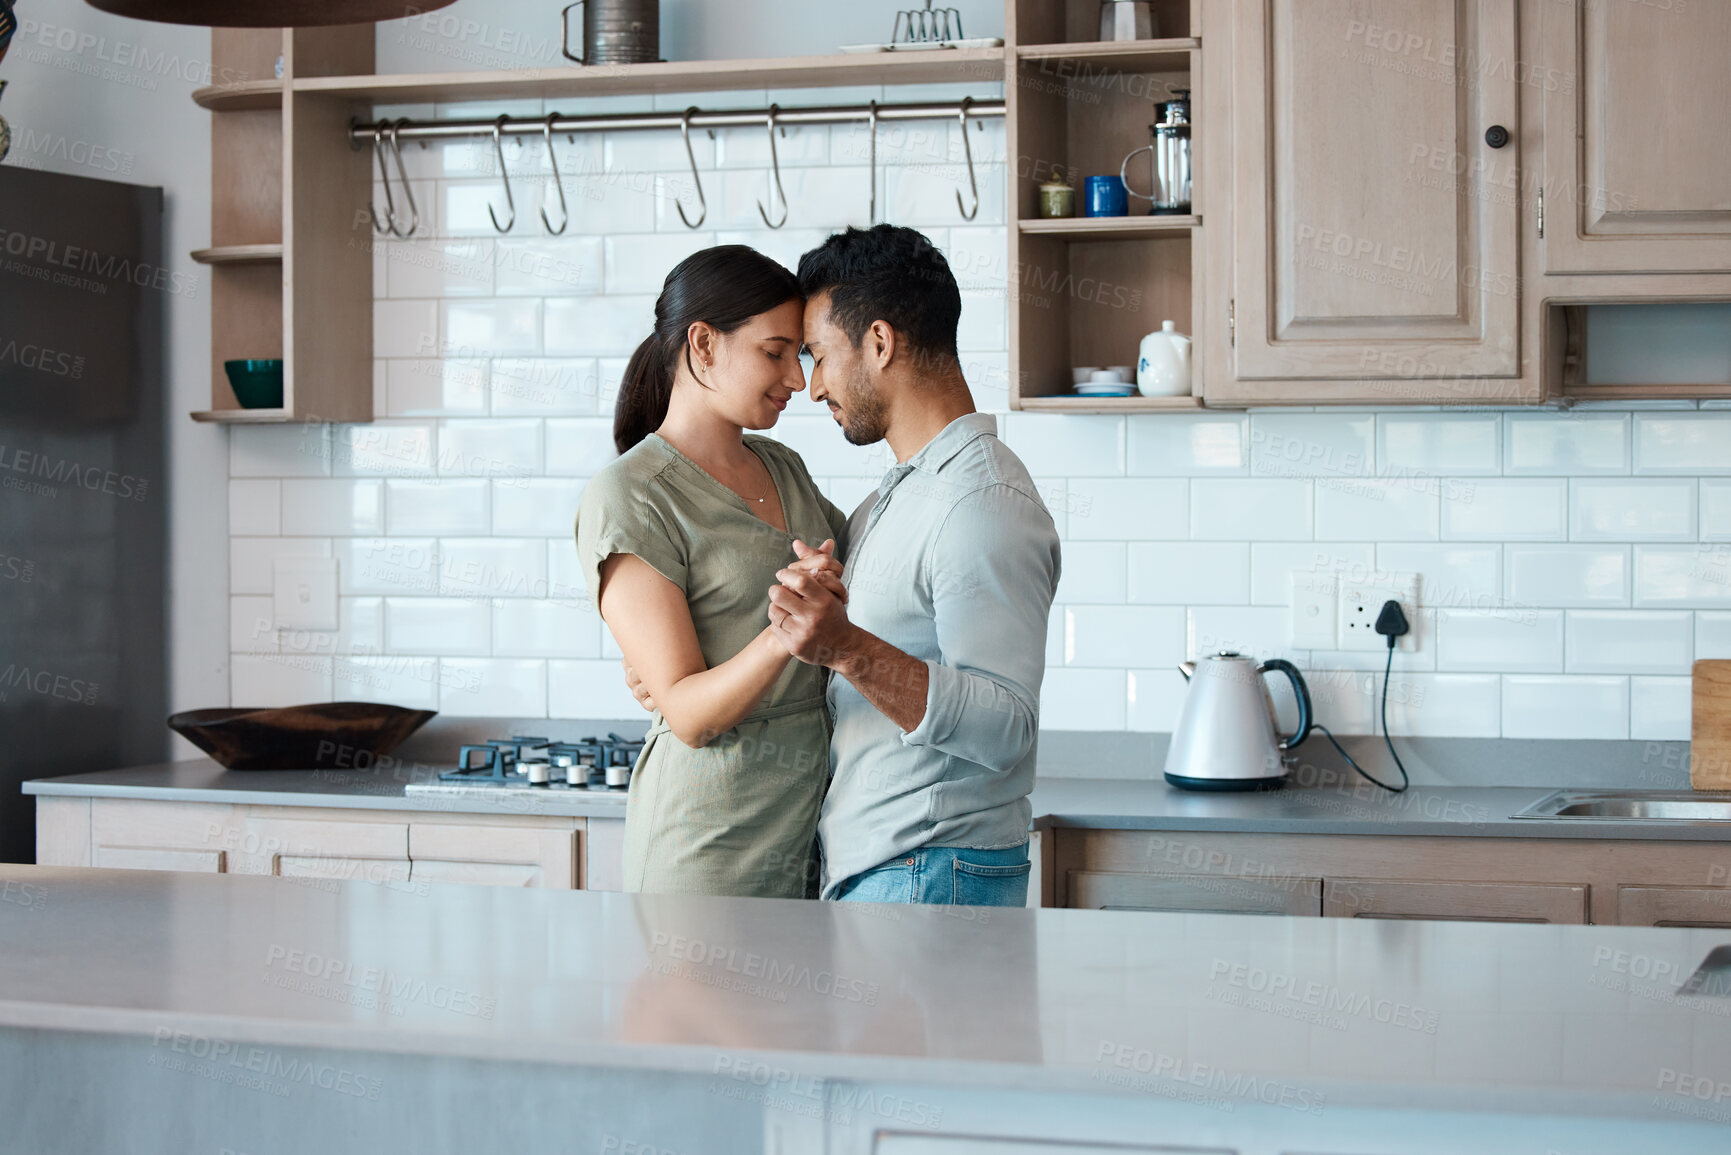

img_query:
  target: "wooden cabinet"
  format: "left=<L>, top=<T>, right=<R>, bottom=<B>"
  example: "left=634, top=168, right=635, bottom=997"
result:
left=1323, top=878, right=1587, bottom=923
left=408, top=820, right=578, bottom=889
left=85, top=798, right=238, bottom=874
left=1070, top=869, right=1321, bottom=914
left=1218, top=0, right=1522, bottom=399
left=1616, top=885, right=1731, bottom=929
left=236, top=813, right=411, bottom=884
left=1538, top=0, right=1731, bottom=277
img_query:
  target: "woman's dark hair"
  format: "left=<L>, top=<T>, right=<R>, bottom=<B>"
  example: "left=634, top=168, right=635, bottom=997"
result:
left=614, top=245, right=802, bottom=454
left=796, top=224, right=961, bottom=370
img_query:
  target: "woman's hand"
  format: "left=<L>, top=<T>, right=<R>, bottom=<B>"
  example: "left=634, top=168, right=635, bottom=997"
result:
left=622, top=658, right=656, bottom=712
left=783, top=538, right=847, bottom=603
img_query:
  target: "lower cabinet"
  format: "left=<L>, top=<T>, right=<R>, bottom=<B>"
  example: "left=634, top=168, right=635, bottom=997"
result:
left=1617, top=886, right=1731, bottom=929
left=1069, top=870, right=1322, bottom=916
left=1322, top=878, right=1588, bottom=924
left=407, top=821, right=577, bottom=889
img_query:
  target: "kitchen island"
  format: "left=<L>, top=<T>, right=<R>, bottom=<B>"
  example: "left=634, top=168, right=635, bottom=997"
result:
left=0, top=863, right=1727, bottom=1154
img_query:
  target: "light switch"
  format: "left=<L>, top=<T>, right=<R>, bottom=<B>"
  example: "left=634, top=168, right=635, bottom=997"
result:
left=273, top=556, right=339, bottom=631
left=1289, top=570, right=1337, bottom=649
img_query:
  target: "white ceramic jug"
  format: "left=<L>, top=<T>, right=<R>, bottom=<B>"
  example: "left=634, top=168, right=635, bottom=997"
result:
left=1137, top=320, right=1191, bottom=397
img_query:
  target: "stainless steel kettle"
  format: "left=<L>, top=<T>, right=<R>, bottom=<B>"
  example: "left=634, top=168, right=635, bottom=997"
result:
left=1163, top=652, right=1311, bottom=791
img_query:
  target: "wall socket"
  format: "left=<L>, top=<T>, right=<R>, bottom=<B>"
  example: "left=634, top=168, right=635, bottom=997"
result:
left=1338, top=572, right=1419, bottom=652
left=1288, top=571, right=1338, bottom=649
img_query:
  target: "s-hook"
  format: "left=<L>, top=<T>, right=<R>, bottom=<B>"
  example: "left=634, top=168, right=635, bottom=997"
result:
left=757, top=104, right=789, bottom=230
left=866, top=100, right=879, bottom=224
left=955, top=95, right=979, bottom=221
left=539, top=113, right=569, bottom=234
left=386, top=120, right=419, bottom=237
left=676, top=106, right=708, bottom=228
left=368, top=121, right=417, bottom=238
left=488, top=115, right=516, bottom=233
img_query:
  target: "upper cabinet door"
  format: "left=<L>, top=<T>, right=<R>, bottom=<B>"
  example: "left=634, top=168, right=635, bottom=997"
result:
left=1229, top=0, right=1520, bottom=381
left=1541, top=0, right=1731, bottom=275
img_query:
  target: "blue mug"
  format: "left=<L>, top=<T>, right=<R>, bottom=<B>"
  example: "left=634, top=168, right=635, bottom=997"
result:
left=1085, top=174, right=1129, bottom=217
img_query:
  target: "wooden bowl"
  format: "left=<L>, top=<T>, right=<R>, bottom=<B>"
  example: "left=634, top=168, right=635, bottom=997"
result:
left=167, top=702, right=437, bottom=770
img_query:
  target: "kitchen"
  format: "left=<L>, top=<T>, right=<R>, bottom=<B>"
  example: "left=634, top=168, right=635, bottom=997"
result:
left=1, top=0, right=1730, bottom=1151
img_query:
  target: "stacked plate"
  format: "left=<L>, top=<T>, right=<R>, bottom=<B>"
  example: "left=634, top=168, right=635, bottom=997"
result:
left=1075, top=382, right=1136, bottom=398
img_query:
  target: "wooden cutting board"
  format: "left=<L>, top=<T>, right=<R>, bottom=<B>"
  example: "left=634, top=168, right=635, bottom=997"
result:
left=1691, top=660, right=1731, bottom=789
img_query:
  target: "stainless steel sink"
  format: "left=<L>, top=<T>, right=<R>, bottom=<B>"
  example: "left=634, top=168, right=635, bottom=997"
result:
left=1512, top=789, right=1731, bottom=822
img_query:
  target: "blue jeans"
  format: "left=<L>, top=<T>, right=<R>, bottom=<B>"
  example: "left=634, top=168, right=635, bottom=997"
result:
left=831, top=843, right=1030, bottom=907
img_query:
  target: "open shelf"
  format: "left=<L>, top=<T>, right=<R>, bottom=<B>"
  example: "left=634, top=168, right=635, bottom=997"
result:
left=192, top=244, right=284, bottom=265
left=293, top=48, right=1006, bottom=104
left=193, top=80, right=285, bottom=111
left=1016, top=37, right=1198, bottom=72
left=1021, top=394, right=1202, bottom=412
left=191, top=407, right=294, bottom=424
left=1020, top=215, right=1199, bottom=237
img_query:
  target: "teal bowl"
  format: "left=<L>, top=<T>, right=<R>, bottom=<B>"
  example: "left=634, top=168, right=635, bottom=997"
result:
left=224, top=359, right=284, bottom=409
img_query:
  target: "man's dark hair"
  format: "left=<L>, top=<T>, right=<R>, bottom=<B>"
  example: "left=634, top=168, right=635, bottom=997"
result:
left=797, top=225, right=962, bottom=369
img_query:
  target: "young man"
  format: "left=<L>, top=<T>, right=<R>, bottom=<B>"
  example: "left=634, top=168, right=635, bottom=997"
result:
left=766, top=225, right=1061, bottom=907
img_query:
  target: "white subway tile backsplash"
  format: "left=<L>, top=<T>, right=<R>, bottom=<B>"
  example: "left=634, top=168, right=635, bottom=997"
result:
left=1064, top=606, right=1184, bottom=668
left=549, top=659, right=644, bottom=719
left=494, top=599, right=602, bottom=658
left=1503, top=413, right=1628, bottom=475
left=1502, top=676, right=1627, bottom=739
left=1436, top=609, right=1564, bottom=672
left=1187, top=607, right=1296, bottom=664
left=1190, top=480, right=1312, bottom=541
left=332, top=422, right=435, bottom=477
left=1633, top=546, right=1731, bottom=607
left=1383, top=673, right=1502, bottom=738
left=438, top=418, right=543, bottom=477
left=231, top=654, right=331, bottom=708
left=385, top=239, right=493, bottom=298
left=374, top=299, right=438, bottom=359
left=1249, top=413, right=1374, bottom=478
left=763, top=416, right=888, bottom=479
left=1634, top=413, right=1731, bottom=474
left=884, top=162, right=1003, bottom=227
left=491, top=359, right=602, bottom=415
left=1128, top=415, right=1248, bottom=476
left=492, top=478, right=585, bottom=537
left=1701, top=480, right=1731, bottom=540
left=1128, top=543, right=1250, bottom=606
left=604, top=233, right=718, bottom=295
left=1054, top=542, right=1126, bottom=604
left=441, top=299, right=541, bottom=357
left=387, top=597, right=489, bottom=655
left=1566, top=611, right=1692, bottom=674
left=1378, top=414, right=1500, bottom=476
left=229, top=480, right=280, bottom=535
left=1315, top=480, right=1439, bottom=542
left=494, top=237, right=604, bottom=296
left=1065, top=479, right=1186, bottom=540
left=230, top=538, right=331, bottom=597
left=604, top=127, right=716, bottom=173
left=544, top=295, right=655, bottom=357
left=230, top=425, right=330, bottom=478
left=332, top=654, right=440, bottom=712
left=385, top=479, right=489, bottom=535
left=1250, top=543, right=1375, bottom=605
left=333, top=537, right=437, bottom=597
left=1570, top=479, right=1696, bottom=541
left=231, top=597, right=275, bottom=653
left=1442, top=479, right=1567, bottom=541
left=1630, top=676, right=1692, bottom=741
left=1698, top=610, right=1731, bottom=658
left=280, top=480, right=384, bottom=537
left=956, top=289, right=1008, bottom=353
left=385, top=359, right=489, bottom=417
left=1505, top=545, right=1628, bottom=608
left=440, top=538, right=548, bottom=598
left=1040, top=668, right=1126, bottom=730
left=1127, top=668, right=1188, bottom=733
left=1376, top=544, right=1500, bottom=610
left=544, top=418, right=620, bottom=477
left=1002, top=414, right=1124, bottom=477
left=438, top=658, right=548, bottom=717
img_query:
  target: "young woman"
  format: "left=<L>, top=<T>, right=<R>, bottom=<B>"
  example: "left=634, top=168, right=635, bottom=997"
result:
left=574, top=246, right=848, bottom=898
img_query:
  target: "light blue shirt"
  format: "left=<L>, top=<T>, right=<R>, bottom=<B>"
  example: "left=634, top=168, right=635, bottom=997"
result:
left=819, top=413, right=1061, bottom=897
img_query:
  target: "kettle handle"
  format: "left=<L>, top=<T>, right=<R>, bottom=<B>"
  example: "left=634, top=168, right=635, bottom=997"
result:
left=1258, top=658, right=1311, bottom=750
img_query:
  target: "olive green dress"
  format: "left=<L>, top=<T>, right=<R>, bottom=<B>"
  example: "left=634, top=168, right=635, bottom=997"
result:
left=574, top=433, right=849, bottom=898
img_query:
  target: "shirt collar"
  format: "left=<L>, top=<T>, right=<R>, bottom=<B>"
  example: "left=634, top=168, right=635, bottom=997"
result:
left=904, top=412, right=996, bottom=474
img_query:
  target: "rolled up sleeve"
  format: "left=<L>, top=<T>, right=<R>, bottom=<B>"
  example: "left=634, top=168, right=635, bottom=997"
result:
left=899, top=484, right=1060, bottom=770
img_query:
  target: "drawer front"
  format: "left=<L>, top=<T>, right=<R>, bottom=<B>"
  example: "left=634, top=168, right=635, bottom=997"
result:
left=410, top=860, right=543, bottom=888
left=408, top=823, right=577, bottom=889
left=92, top=847, right=224, bottom=873
left=1617, top=885, right=1731, bottom=929
left=1070, top=870, right=1322, bottom=916
left=278, top=855, right=410, bottom=885
left=1324, top=879, right=1588, bottom=924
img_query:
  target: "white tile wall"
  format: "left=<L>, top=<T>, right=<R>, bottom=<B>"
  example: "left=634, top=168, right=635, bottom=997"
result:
left=219, top=121, right=1731, bottom=740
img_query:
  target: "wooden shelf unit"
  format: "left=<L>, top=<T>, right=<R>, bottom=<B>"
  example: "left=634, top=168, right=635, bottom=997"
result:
left=195, top=26, right=374, bottom=424
left=1007, top=0, right=1204, bottom=409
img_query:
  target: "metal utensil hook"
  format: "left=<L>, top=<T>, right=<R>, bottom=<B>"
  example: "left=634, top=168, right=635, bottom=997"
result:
left=866, top=100, right=879, bottom=224
left=386, top=120, right=419, bottom=237
left=367, top=122, right=400, bottom=237
left=676, top=106, right=708, bottom=228
left=757, top=104, right=789, bottom=230
left=955, top=95, right=980, bottom=221
left=539, top=114, right=569, bottom=234
left=487, top=115, right=516, bottom=234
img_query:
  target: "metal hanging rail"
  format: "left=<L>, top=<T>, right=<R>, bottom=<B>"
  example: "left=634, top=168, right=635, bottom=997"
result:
left=354, top=96, right=1003, bottom=236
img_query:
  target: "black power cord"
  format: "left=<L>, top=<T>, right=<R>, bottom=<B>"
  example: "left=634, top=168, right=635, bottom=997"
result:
left=1311, top=598, right=1412, bottom=793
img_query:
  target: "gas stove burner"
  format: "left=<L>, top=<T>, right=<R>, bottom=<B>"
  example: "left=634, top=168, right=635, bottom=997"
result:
left=434, top=732, right=644, bottom=791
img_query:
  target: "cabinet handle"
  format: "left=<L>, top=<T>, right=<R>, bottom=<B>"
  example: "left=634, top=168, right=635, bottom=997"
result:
left=1485, top=125, right=1510, bottom=149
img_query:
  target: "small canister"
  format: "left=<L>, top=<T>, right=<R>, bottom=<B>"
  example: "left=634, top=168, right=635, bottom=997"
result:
left=1038, top=180, right=1075, bottom=219
left=1084, top=174, right=1129, bottom=217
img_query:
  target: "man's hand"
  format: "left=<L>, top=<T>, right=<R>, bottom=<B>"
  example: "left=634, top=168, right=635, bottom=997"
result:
left=768, top=562, right=859, bottom=669
left=784, top=538, right=847, bottom=603
left=621, top=658, right=656, bottom=712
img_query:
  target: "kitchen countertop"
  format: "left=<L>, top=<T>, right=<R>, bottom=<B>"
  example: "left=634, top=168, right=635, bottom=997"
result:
left=24, top=761, right=1731, bottom=840
left=0, top=863, right=1726, bottom=1125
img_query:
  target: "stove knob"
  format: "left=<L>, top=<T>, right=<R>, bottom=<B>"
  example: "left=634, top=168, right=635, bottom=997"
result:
left=524, top=761, right=551, bottom=786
